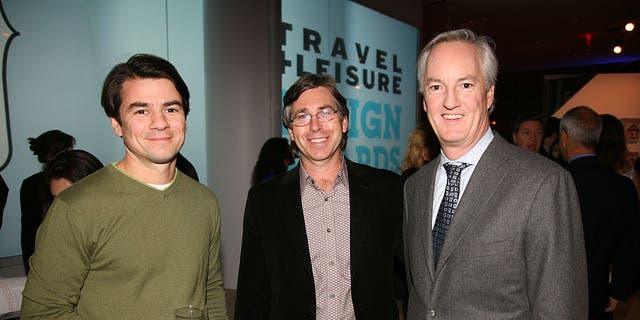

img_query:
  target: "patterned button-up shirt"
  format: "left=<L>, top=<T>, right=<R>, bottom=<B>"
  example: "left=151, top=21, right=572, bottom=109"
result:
left=299, top=158, right=354, bottom=320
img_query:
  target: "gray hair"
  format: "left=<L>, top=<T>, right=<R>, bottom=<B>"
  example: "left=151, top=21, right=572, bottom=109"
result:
left=560, top=106, right=602, bottom=149
left=417, top=29, right=498, bottom=93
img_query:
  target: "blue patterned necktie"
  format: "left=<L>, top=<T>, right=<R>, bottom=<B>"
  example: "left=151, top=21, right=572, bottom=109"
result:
left=433, top=162, right=470, bottom=265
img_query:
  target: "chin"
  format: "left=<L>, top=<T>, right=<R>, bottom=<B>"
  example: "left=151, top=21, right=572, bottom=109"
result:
left=149, top=154, right=178, bottom=164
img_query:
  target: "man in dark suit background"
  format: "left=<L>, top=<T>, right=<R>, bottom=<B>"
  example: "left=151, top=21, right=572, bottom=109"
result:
left=404, top=28, right=587, bottom=319
left=559, top=106, right=640, bottom=320
left=235, top=74, right=402, bottom=319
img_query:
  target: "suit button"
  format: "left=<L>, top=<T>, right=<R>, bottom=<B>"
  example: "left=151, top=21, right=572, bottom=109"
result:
left=428, top=309, right=436, bottom=317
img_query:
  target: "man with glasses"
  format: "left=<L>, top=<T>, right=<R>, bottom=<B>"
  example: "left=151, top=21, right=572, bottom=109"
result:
left=235, top=74, right=403, bottom=319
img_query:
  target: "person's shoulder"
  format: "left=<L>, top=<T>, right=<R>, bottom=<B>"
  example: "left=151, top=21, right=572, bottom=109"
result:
left=347, top=159, right=399, bottom=178
left=20, top=172, right=44, bottom=188
left=610, top=170, right=637, bottom=193
left=250, top=167, right=297, bottom=194
left=490, top=137, right=567, bottom=176
left=56, top=166, right=111, bottom=199
left=175, top=171, right=218, bottom=200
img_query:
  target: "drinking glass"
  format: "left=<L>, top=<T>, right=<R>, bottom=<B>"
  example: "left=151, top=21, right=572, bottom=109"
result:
left=175, top=305, right=206, bottom=320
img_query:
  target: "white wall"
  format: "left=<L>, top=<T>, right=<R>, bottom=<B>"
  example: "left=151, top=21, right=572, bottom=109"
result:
left=205, top=0, right=281, bottom=289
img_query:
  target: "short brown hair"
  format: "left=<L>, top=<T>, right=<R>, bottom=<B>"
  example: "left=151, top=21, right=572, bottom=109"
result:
left=101, top=53, right=190, bottom=123
left=282, top=74, right=349, bottom=152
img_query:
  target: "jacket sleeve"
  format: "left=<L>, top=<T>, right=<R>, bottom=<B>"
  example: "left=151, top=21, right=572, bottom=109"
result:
left=234, top=188, right=270, bottom=319
left=525, top=170, right=588, bottom=320
left=609, top=177, right=640, bottom=301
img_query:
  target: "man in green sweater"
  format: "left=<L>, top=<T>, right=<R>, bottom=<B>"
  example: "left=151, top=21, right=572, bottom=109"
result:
left=21, top=54, right=228, bottom=319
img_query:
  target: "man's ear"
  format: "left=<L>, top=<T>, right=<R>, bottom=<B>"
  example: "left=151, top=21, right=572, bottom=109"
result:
left=486, top=85, right=495, bottom=110
left=341, top=116, right=349, bottom=134
left=559, top=130, right=569, bottom=148
left=110, top=117, right=122, bottom=137
left=287, top=127, right=295, bottom=142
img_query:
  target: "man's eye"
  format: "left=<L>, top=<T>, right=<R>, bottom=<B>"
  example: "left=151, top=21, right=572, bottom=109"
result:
left=320, top=109, right=332, bottom=116
left=295, top=114, right=309, bottom=120
left=167, top=108, right=179, bottom=113
left=429, top=84, right=441, bottom=91
left=134, top=110, right=146, bottom=115
left=462, top=83, right=473, bottom=89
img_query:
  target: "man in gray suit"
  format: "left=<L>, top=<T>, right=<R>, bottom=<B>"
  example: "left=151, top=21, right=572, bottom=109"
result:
left=404, top=29, right=588, bottom=319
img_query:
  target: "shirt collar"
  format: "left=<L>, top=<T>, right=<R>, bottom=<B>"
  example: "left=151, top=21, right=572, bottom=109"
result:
left=439, top=129, right=494, bottom=167
left=299, top=155, right=348, bottom=193
left=568, top=153, right=596, bottom=163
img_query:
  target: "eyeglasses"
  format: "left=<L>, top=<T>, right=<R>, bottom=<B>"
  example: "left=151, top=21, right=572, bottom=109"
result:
left=290, top=108, right=339, bottom=127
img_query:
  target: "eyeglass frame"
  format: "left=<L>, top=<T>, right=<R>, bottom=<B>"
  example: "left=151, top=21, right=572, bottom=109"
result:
left=289, top=107, right=341, bottom=127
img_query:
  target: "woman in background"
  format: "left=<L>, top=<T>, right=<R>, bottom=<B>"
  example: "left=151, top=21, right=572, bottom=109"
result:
left=251, top=137, right=294, bottom=186
left=597, top=114, right=633, bottom=178
left=20, top=130, right=75, bottom=273
left=400, top=122, right=440, bottom=182
left=44, top=149, right=103, bottom=197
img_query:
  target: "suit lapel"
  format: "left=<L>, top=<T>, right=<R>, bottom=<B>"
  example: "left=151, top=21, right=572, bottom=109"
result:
left=279, top=167, right=314, bottom=279
left=435, top=136, right=509, bottom=272
left=347, top=160, right=369, bottom=272
left=418, top=161, right=438, bottom=279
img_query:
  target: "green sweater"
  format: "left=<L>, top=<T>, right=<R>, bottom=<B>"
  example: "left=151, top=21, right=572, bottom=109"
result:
left=21, top=165, right=228, bottom=319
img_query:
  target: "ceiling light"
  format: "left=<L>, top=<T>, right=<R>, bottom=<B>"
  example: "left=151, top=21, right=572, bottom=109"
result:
left=613, top=45, right=623, bottom=54
left=625, top=22, right=635, bottom=32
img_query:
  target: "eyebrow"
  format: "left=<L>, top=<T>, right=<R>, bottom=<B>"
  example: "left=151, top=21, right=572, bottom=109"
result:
left=127, top=100, right=183, bottom=109
left=425, top=75, right=480, bottom=83
left=293, top=104, right=335, bottom=114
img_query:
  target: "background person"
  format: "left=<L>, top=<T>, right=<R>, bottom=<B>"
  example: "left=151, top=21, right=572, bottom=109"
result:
left=176, top=152, right=199, bottom=181
left=400, top=122, right=440, bottom=182
left=559, top=106, right=639, bottom=319
left=43, top=149, right=104, bottom=197
left=597, top=114, right=634, bottom=178
left=541, top=116, right=561, bottom=159
left=0, top=174, right=7, bottom=230
left=250, top=137, right=294, bottom=186
left=20, top=129, right=75, bottom=274
left=511, top=111, right=544, bottom=153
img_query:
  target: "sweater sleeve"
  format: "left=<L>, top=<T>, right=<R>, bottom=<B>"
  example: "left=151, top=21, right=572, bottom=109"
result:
left=206, top=199, right=229, bottom=320
left=21, top=199, right=88, bottom=319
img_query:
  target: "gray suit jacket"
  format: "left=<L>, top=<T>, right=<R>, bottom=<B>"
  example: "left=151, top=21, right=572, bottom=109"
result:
left=404, top=134, right=588, bottom=319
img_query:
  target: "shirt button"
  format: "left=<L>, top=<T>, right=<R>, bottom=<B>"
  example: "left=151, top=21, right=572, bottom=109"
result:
left=428, top=309, right=436, bottom=317
left=329, top=261, right=334, bottom=266
left=329, top=294, right=335, bottom=298
left=327, top=228, right=331, bottom=233
left=324, top=197, right=328, bottom=201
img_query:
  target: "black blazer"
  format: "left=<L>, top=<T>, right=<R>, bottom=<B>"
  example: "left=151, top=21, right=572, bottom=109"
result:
left=567, top=156, right=640, bottom=315
left=0, top=174, right=8, bottom=230
left=20, top=172, right=52, bottom=273
left=235, top=159, right=402, bottom=320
